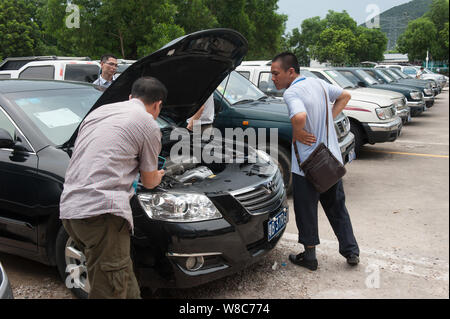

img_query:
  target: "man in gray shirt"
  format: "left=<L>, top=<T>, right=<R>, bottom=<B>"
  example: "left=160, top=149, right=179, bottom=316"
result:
left=271, top=53, right=359, bottom=271
left=60, top=77, right=166, bottom=298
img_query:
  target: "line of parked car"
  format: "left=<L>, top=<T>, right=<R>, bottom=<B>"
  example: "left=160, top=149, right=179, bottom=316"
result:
left=236, top=61, right=448, bottom=157
left=0, top=30, right=447, bottom=299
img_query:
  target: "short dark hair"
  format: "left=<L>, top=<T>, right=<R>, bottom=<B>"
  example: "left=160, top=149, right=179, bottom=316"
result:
left=100, top=54, right=117, bottom=63
left=131, top=77, right=168, bottom=105
left=272, top=52, right=300, bottom=74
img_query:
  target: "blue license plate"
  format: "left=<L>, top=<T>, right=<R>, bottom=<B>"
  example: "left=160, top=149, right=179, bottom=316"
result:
left=268, top=209, right=288, bottom=241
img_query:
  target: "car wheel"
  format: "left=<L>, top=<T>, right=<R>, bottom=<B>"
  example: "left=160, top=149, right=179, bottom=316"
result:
left=350, top=122, right=364, bottom=158
left=269, top=145, right=292, bottom=195
left=55, top=226, right=89, bottom=299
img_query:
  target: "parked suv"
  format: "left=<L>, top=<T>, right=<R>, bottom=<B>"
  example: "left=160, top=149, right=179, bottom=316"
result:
left=0, top=56, right=100, bottom=83
left=335, top=68, right=427, bottom=117
left=236, top=63, right=401, bottom=157
left=380, top=64, right=448, bottom=89
left=213, top=70, right=355, bottom=192
left=368, top=68, right=436, bottom=107
left=305, top=67, right=411, bottom=125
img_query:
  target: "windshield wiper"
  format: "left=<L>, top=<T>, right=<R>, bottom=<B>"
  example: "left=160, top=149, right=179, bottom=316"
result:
left=233, top=99, right=255, bottom=105
left=257, top=96, right=269, bottom=101
left=343, top=86, right=354, bottom=89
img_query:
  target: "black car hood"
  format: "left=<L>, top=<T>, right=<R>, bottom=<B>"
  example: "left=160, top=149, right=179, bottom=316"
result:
left=64, top=29, right=248, bottom=147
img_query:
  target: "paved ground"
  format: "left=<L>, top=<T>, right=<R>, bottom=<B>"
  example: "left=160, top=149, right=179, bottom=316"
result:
left=1, top=89, right=448, bottom=299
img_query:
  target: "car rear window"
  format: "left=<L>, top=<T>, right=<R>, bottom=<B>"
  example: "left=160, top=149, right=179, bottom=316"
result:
left=64, top=64, right=100, bottom=83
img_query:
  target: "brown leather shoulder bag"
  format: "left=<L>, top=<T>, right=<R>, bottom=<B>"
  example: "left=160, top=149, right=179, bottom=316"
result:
left=293, top=83, right=346, bottom=193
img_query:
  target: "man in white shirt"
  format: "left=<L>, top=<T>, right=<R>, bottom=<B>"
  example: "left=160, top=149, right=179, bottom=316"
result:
left=271, top=52, right=359, bottom=271
left=93, top=54, right=119, bottom=88
left=187, top=94, right=215, bottom=133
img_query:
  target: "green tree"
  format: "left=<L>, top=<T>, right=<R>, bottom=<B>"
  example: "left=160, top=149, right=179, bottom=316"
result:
left=397, top=17, right=438, bottom=60
left=41, top=0, right=184, bottom=59
left=172, top=0, right=218, bottom=34
left=282, top=28, right=309, bottom=66
left=425, top=0, right=449, bottom=31
left=0, top=0, right=42, bottom=59
left=286, top=10, right=387, bottom=65
left=354, top=27, right=388, bottom=62
left=315, top=27, right=357, bottom=64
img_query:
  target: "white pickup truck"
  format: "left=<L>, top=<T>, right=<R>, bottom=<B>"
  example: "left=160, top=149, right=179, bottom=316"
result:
left=236, top=62, right=403, bottom=157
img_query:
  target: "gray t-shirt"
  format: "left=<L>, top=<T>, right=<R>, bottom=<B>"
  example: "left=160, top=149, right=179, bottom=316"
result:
left=60, top=98, right=161, bottom=230
left=284, top=76, right=344, bottom=176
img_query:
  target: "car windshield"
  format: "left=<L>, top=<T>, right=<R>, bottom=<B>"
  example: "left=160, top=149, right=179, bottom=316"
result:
left=355, top=70, right=380, bottom=85
left=324, top=70, right=356, bottom=88
left=391, top=68, right=410, bottom=79
left=372, top=69, right=393, bottom=83
left=7, top=87, right=102, bottom=146
left=385, top=69, right=402, bottom=80
left=217, top=71, right=266, bottom=105
left=403, top=67, right=417, bottom=76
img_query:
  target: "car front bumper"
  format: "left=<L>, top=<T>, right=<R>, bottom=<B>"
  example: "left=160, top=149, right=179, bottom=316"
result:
left=406, top=100, right=426, bottom=116
left=397, top=107, right=411, bottom=123
left=363, top=117, right=402, bottom=144
left=131, top=172, right=289, bottom=289
left=339, top=132, right=355, bottom=164
left=423, top=95, right=434, bottom=107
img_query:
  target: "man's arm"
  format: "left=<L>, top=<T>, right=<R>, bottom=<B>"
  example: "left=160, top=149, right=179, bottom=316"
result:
left=187, top=105, right=205, bottom=131
left=332, top=90, right=351, bottom=119
left=140, top=170, right=165, bottom=189
left=291, top=112, right=316, bottom=146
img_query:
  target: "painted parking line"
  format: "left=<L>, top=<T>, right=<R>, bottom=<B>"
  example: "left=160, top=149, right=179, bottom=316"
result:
left=365, top=149, right=449, bottom=158
left=281, top=232, right=449, bottom=282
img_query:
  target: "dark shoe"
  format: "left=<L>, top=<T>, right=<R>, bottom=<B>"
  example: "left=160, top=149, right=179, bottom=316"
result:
left=346, top=254, right=360, bottom=266
left=289, top=253, right=318, bottom=271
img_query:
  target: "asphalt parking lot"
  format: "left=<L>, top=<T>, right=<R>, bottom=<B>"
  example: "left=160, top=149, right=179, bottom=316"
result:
left=1, top=89, right=448, bottom=299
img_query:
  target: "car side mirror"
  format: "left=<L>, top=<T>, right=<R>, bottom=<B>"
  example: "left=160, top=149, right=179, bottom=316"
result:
left=0, top=128, right=15, bottom=149
left=357, top=81, right=366, bottom=87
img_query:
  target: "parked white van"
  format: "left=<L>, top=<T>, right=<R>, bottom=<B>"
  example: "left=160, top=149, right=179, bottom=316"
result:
left=0, top=56, right=100, bottom=83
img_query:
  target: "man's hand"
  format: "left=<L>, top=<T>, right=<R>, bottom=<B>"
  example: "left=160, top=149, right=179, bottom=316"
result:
left=187, top=119, right=194, bottom=131
left=293, top=128, right=316, bottom=146
left=141, top=169, right=165, bottom=189
left=291, top=112, right=316, bottom=146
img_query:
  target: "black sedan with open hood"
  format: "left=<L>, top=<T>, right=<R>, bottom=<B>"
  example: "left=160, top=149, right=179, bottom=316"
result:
left=0, top=29, right=288, bottom=299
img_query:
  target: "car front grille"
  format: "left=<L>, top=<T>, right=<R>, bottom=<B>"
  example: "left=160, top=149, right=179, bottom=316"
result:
left=231, top=171, right=285, bottom=215
left=335, top=116, right=349, bottom=139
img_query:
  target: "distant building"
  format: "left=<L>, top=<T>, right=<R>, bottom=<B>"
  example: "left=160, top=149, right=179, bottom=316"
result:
left=383, top=53, right=409, bottom=64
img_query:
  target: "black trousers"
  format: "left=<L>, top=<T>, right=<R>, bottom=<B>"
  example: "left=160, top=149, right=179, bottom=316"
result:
left=292, top=173, right=360, bottom=258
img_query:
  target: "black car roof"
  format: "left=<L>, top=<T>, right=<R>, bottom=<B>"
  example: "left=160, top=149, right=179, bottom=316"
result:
left=0, top=79, right=96, bottom=94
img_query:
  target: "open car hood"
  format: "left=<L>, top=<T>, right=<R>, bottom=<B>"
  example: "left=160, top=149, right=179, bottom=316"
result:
left=64, top=29, right=248, bottom=147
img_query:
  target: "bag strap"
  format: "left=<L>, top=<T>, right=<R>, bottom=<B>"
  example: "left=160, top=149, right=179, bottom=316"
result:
left=293, top=81, right=330, bottom=166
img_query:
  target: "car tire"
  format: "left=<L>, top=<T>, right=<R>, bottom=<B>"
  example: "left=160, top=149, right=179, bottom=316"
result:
left=269, top=145, right=292, bottom=195
left=55, top=226, right=89, bottom=299
left=350, top=121, right=364, bottom=158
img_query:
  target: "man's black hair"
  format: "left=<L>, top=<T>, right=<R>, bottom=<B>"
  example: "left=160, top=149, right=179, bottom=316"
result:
left=131, top=77, right=168, bottom=105
left=100, top=54, right=117, bottom=63
left=272, top=52, right=300, bottom=74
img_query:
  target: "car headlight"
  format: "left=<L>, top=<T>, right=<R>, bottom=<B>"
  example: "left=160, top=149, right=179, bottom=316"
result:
left=375, top=107, right=392, bottom=120
left=410, top=91, right=422, bottom=100
left=138, top=193, right=222, bottom=222
left=424, top=88, right=433, bottom=96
